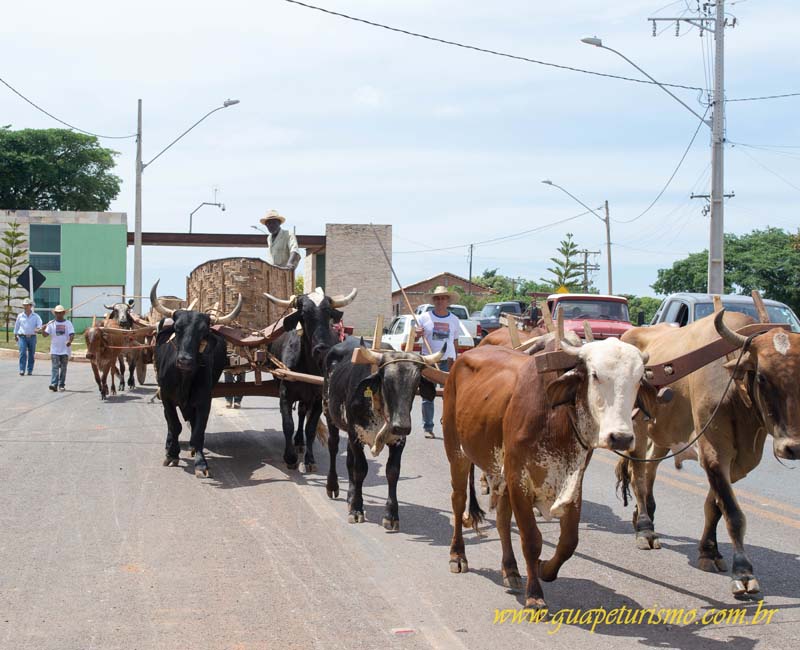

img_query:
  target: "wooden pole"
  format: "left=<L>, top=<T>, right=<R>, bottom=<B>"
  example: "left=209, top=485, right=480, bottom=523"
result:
left=751, top=290, right=770, bottom=323
left=712, top=295, right=723, bottom=313
left=541, top=301, right=555, bottom=333
left=583, top=320, right=594, bottom=342
left=555, top=309, right=565, bottom=351
left=371, top=314, right=384, bottom=350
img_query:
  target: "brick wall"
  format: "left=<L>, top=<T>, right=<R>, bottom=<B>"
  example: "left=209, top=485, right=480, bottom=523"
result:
left=392, top=272, right=494, bottom=314
left=324, top=223, right=392, bottom=335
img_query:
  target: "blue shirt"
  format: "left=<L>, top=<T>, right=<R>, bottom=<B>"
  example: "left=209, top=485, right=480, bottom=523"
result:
left=14, top=311, right=42, bottom=336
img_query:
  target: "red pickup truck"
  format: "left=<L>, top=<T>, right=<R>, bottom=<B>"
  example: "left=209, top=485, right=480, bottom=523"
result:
left=546, top=293, right=633, bottom=340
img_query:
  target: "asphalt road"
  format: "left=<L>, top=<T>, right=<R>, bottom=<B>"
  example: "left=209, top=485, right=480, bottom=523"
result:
left=1, top=356, right=798, bottom=650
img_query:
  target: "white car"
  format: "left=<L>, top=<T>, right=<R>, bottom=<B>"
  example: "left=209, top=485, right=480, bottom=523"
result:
left=382, top=314, right=475, bottom=352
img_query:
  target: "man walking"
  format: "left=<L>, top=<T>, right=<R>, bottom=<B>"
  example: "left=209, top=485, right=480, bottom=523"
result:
left=41, top=305, right=74, bottom=392
left=260, top=209, right=300, bottom=271
left=415, top=286, right=460, bottom=438
left=14, top=298, right=42, bottom=376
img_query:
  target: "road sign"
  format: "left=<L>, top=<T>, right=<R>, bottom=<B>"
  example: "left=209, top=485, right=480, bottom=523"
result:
left=16, top=264, right=46, bottom=294
left=556, top=285, right=570, bottom=294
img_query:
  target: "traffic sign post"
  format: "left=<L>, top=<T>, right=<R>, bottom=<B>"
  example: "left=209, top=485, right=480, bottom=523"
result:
left=16, top=264, right=46, bottom=298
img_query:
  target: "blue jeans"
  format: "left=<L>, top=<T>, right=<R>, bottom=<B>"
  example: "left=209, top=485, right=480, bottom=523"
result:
left=225, top=371, right=244, bottom=405
left=17, top=335, right=36, bottom=374
left=421, top=358, right=451, bottom=432
left=51, top=354, right=69, bottom=388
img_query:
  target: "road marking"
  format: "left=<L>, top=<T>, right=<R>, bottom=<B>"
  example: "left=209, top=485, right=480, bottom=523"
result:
left=594, top=454, right=800, bottom=530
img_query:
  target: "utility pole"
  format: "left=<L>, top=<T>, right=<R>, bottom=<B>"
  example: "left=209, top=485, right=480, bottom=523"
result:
left=648, top=1, right=733, bottom=294
left=578, top=249, right=601, bottom=292
left=467, top=243, right=474, bottom=295
left=134, top=99, right=143, bottom=313
left=604, top=200, right=612, bottom=294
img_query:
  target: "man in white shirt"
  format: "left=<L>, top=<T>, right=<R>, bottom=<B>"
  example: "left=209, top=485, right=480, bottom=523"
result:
left=41, top=305, right=75, bottom=392
left=261, top=209, right=300, bottom=270
left=14, top=297, right=43, bottom=376
left=415, top=285, right=460, bottom=438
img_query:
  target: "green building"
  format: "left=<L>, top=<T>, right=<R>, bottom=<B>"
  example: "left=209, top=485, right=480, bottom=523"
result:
left=1, top=210, right=127, bottom=332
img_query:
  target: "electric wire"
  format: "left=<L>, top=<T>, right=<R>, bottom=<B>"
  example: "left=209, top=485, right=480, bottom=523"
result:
left=732, top=145, right=800, bottom=193
left=0, top=75, right=137, bottom=139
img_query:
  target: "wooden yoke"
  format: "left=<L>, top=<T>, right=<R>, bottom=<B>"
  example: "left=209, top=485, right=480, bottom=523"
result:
left=506, top=321, right=521, bottom=348
left=541, top=301, right=555, bottom=333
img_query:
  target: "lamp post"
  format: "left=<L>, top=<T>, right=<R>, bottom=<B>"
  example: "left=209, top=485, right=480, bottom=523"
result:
left=133, top=99, right=240, bottom=312
left=580, top=34, right=724, bottom=294
left=189, top=201, right=225, bottom=233
left=542, top=180, right=612, bottom=294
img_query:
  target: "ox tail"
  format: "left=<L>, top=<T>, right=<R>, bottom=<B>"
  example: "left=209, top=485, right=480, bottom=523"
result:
left=464, top=464, right=486, bottom=532
left=316, top=418, right=329, bottom=446
left=615, top=457, right=632, bottom=508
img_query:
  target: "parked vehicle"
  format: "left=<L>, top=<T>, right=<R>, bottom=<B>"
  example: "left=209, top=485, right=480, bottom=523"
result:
left=650, top=293, right=800, bottom=332
left=382, top=314, right=475, bottom=353
left=475, top=301, right=528, bottom=339
left=414, top=303, right=481, bottom=343
left=546, top=293, right=633, bottom=340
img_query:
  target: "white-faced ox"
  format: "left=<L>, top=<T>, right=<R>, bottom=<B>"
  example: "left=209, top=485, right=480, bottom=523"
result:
left=443, top=336, right=646, bottom=610
left=104, top=300, right=141, bottom=390
left=322, top=340, right=444, bottom=530
left=150, top=281, right=243, bottom=477
left=263, top=287, right=358, bottom=472
left=619, top=310, right=800, bottom=596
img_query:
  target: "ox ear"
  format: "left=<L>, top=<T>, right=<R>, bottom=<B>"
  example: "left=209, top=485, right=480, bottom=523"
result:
left=723, top=350, right=755, bottom=379
left=329, top=308, right=344, bottom=324
left=419, top=376, right=437, bottom=402
left=355, top=372, right=381, bottom=402
left=546, top=370, right=583, bottom=408
left=283, top=311, right=302, bottom=331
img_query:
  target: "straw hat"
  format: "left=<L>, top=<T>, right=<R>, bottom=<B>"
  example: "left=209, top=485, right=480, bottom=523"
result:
left=53, top=305, right=66, bottom=313
left=259, top=209, right=286, bottom=225
left=22, top=297, right=34, bottom=306
left=427, top=285, right=453, bottom=300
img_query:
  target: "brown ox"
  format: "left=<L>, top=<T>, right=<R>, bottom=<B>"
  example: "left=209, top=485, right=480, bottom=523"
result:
left=85, top=317, right=128, bottom=399
left=443, top=335, right=646, bottom=609
left=619, top=310, right=800, bottom=596
left=477, top=326, right=544, bottom=348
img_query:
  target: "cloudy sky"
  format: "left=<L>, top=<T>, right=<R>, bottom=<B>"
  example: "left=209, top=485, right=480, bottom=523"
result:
left=3, top=0, right=798, bottom=301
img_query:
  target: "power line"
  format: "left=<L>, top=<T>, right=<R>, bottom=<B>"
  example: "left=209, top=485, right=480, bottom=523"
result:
left=612, top=103, right=710, bottom=224
left=727, top=92, right=800, bottom=102
left=0, top=75, right=137, bottom=139
left=394, top=209, right=592, bottom=254
left=283, top=0, right=704, bottom=92
left=732, top=145, right=800, bottom=193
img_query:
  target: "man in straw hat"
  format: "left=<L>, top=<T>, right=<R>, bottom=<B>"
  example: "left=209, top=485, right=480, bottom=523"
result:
left=14, top=297, right=42, bottom=376
left=260, top=209, right=300, bottom=271
left=41, top=305, right=74, bottom=392
left=415, top=285, right=460, bottom=438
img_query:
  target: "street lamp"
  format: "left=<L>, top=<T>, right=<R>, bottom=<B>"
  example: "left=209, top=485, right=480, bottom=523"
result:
left=189, top=201, right=225, bottom=233
left=133, top=98, right=240, bottom=312
left=581, top=36, right=725, bottom=294
left=542, top=180, right=613, bottom=294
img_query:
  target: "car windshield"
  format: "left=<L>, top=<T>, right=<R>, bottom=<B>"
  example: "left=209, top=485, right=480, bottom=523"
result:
left=694, top=302, right=800, bottom=333
left=480, top=304, right=503, bottom=318
left=449, top=306, right=469, bottom=319
left=553, top=300, right=630, bottom=322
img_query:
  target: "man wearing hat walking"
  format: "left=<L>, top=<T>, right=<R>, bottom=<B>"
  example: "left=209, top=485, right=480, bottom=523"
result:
left=415, top=286, right=460, bottom=438
left=13, top=298, right=42, bottom=376
left=41, top=305, right=74, bottom=392
left=260, top=209, right=300, bottom=271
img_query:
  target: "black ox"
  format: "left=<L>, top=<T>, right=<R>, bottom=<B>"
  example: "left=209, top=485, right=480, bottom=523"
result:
left=263, top=287, right=358, bottom=473
left=323, top=340, right=443, bottom=530
left=150, top=281, right=243, bottom=477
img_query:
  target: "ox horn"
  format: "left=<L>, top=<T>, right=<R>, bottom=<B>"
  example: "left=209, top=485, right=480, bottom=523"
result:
left=640, top=350, right=650, bottom=365
left=329, top=288, right=358, bottom=309
left=263, top=292, right=296, bottom=309
left=421, top=346, right=445, bottom=366
left=714, top=310, right=748, bottom=349
left=104, top=303, right=115, bottom=310
left=211, top=294, right=244, bottom=325
left=149, top=280, right=175, bottom=317
left=560, top=339, right=582, bottom=357
left=361, top=346, right=384, bottom=365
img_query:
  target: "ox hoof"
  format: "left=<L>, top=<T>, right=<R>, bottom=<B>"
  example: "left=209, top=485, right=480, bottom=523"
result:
left=303, top=463, right=317, bottom=474
left=449, top=558, right=469, bottom=574
left=698, top=557, right=728, bottom=573
left=524, top=597, right=547, bottom=611
left=326, top=486, right=339, bottom=499
left=503, top=572, right=523, bottom=591
left=162, top=456, right=180, bottom=467
left=636, top=534, right=661, bottom=550
left=348, top=511, right=365, bottom=524
left=195, top=467, right=211, bottom=478
left=732, top=578, right=761, bottom=595
left=382, top=517, right=400, bottom=532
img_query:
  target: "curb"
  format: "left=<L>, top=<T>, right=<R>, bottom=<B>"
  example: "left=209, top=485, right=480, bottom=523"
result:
left=0, top=347, right=91, bottom=364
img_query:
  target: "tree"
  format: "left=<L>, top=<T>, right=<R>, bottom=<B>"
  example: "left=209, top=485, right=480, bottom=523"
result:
left=0, top=221, right=27, bottom=341
left=0, top=128, right=122, bottom=210
left=621, top=294, right=662, bottom=324
left=295, top=275, right=305, bottom=295
left=652, top=228, right=800, bottom=314
left=540, top=233, right=582, bottom=291
left=472, top=270, right=551, bottom=305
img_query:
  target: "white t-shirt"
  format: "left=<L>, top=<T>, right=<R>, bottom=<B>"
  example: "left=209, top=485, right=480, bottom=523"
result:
left=417, top=310, right=460, bottom=360
left=45, top=319, right=75, bottom=355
